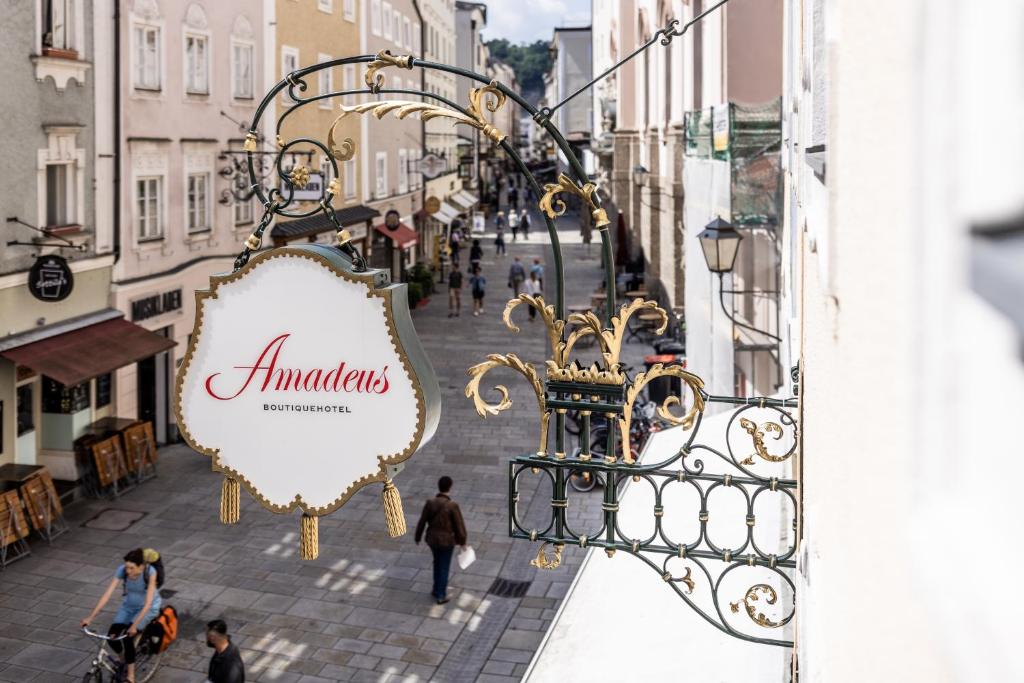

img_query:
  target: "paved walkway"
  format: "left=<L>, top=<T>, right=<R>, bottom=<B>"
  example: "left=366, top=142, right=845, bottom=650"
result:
left=0, top=207, right=650, bottom=682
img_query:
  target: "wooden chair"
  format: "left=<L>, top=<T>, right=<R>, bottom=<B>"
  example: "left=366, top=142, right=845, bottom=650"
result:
left=123, top=421, right=158, bottom=483
left=20, top=470, right=67, bottom=542
left=91, top=436, right=131, bottom=497
left=0, top=489, right=31, bottom=567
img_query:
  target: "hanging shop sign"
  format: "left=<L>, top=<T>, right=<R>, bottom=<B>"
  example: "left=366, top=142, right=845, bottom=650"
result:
left=384, top=209, right=401, bottom=230
left=712, top=103, right=731, bottom=154
left=27, top=255, right=74, bottom=302
left=425, top=195, right=441, bottom=214
left=281, top=171, right=325, bottom=201
left=416, top=153, right=448, bottom=180
left=174, top=244, right=441, bottom=559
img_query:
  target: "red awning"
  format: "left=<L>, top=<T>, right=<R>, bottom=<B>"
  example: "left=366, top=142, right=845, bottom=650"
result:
left=374, top=222, right=418, bottom=249
left=0, top=318, right=176, bottom=386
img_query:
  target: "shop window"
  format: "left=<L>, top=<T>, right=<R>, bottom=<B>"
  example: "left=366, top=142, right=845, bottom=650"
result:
left=42, top=377, right=90, bottom=414
left=95, top=373, right=112, bottom=408
left=16, top=385, right=34, bottom=436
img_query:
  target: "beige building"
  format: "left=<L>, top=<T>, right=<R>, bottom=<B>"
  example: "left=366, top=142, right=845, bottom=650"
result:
left=420, top=0, right=463, bottom=266
left=271, top=0, right=375, bottom=257
left=362, top=0, right=424, bottom=278
left=108, top=0, right=266, bottom=445
left=454, top=1, right=487, bottom=191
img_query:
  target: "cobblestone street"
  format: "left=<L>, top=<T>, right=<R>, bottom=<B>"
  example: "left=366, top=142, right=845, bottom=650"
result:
left=0, top=211, right=647, bottom=682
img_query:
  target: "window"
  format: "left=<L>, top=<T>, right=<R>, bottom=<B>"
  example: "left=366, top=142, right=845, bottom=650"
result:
left=42, top=377, right=90, bottom=414
left=413, top=23, right=420, bottom=55
left=403, top=17, right=412, bottom=49
left=95, top=373, right=112, bottom=408
left=137, top=176, right=162, bottom=240
left=318, top=0, right=332, bottom=12
left=45, top=164, right=72, bottom=227
left=344, top=157, right=356, bottom=199
left=281, top=46, right=299, bottom=101
left=234, top=197, right=253, bottom=225
left=371, top=0, right=382, bottom=36
left=393, top=13, right=402, bottom=46
left=320, top=157, right=333, bottom=194
left=133, top=24, right=160, bottom=90
left=232, top=42, right=253, bottom=99
left=16, top=384, right=34, bottom=437
left=398, top=149, right=408, bottom=194
left=43, top=0, right=77, bottom=53
left=343, top=0, right=355, bottom=21
left=382, top=3, right=392, bottom=40
left=343, top=64, right=356, bottom=105
left=185, top=34, right=209, bottom=94
left=375, top=152, right=387, bottom=199
left=187, top=173, right=210, bottom=233
left=318, top=53, right=332, bottom=108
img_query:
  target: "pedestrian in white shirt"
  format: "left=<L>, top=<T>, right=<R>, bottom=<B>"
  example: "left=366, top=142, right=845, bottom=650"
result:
left=523, top=272, right=542, bottom=321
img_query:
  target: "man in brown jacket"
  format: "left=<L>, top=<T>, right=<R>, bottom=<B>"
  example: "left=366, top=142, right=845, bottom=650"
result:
left=414, top=476, right=468, bottom=604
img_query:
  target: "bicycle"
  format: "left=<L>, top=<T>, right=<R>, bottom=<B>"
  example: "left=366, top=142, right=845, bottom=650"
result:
left=568, top=399, right=661, bottom=492
left=81, top=625, right=163, bottom=683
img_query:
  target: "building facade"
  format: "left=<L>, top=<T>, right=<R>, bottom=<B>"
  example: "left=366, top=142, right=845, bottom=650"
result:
left=363, top=0, right=423, bottom=279
left=454, top=1, right=487, bottom=192
left=109, top=0, right=266, bottom=444
left=548, top=26, right=593, bottom=176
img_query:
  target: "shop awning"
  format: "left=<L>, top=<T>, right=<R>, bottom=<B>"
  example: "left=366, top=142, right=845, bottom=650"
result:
left=431, top=202, right=461, bottom=224
left=373, top=222, right=418, bottom=249
left=449, top=190, right=479, bottom=211
left=0, top=317, right=177, bottom=387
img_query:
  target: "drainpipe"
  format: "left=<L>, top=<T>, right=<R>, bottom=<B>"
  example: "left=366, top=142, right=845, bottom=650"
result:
left=112, top=0, right=121, bottom=263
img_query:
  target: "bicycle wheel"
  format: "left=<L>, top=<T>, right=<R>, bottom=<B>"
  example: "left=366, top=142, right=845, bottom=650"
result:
left=564, top=410, right=581, bottom=436
left=82, top=668, right=105, bottom=683
left=134, top=639, right=163, bottom=683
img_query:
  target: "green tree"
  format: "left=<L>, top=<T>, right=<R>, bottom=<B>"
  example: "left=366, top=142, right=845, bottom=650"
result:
left=484, top=39, right=553, bottom=104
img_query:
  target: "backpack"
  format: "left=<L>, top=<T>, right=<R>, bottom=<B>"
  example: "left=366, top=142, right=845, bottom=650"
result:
left=142, top=548, right=165, bottom=588
left=152, top=605, right=178, bottom=653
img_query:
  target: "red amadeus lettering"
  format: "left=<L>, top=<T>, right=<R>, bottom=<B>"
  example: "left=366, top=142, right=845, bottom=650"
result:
left=204, top=333, right=391, bottom=400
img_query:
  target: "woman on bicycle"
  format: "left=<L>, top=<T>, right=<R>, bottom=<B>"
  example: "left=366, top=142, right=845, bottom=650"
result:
left=81, top=548, right=162, bottom=683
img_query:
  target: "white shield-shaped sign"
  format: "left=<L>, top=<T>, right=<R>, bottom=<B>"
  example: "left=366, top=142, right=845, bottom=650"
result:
left=174, top=244, right=440, bottom=558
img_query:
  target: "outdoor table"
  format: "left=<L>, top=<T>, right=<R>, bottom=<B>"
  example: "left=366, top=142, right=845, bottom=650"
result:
left=0, top=464, right=44, bottom=486
left=625, top=290, right=647, bottom=300
left=627, top=311, right=668, bottom=343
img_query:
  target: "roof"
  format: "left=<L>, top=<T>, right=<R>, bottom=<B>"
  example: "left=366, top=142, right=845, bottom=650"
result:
left=455, top=1, right=486, bottom=22
left=270, top=206, right=380, bottom=242
left=373, top=222, right=418, bottom=249
left=0, top=318, right=177, bottom=386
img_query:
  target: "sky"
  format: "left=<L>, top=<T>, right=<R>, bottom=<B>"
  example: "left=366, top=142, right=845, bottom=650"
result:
left=482, top=0, right=591, bottom=45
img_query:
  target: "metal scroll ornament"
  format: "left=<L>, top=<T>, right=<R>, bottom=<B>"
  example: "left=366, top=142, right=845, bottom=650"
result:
left=364, top=49, right=414, bottom=93
left=539, top=172, right=611, bottom=229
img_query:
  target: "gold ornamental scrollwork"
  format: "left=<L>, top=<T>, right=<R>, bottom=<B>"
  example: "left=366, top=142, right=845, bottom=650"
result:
left=619, top=364, right=705, bottom=463
left=738, top=418, right=793, bottom=465
left=568, top=298, right=668, bottom=370
left=465, top=353, right=550, bottom=457
left=329, top=89, right=507, bottom=147
left=530, top=542, right=564, bottom=570
left=502, top=294, right=564, bottom=361
left=539, top=172, right=611, bottom=229
left=364, top=49, right=414, bottom=93
left=288, top=165, right=311, bottom=189
left=730, top=584, right=789, bottom=629
left=465, top=81, right=508, bottom=143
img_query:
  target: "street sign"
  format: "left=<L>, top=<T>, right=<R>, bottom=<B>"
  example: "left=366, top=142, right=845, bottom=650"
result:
left=27, top=255, right=74, bottom=302
left=415, top=153, right=448, bottom=179
left=175, top=245, right=441, bottom=559
left=281, top=171, right=325, bottom=201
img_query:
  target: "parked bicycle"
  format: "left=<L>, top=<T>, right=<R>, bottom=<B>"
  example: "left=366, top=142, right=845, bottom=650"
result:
left=81, top=625, right=162, bottom=683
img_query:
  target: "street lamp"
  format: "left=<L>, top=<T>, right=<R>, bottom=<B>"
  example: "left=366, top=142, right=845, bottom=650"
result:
left=697, top=216, right=743, bottom=273
left=698, top=216, right=781, bottom=345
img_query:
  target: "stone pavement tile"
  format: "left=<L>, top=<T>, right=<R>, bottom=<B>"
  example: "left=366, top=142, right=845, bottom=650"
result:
left=251, top=593, right=298, bottom=613
left=321, top=623, right=365, bottom=639
left=321, top=637, right=372, bottom=655
left=0, top=637, right=28, bottom=661
left=314, top=664, right=358, bottom=680
left=401, top=663, right=436, bottom=680
left=147, top=665, right=199, bottom=682
left=344, top=608, right=422, bottom=635
left=0, top=664, right=42, bottom=681
left=311, top=646, right=354, bottom=666
left=295, top=675, right=337, bottom=683
left=359, top=628, right=390, bottom=643
left=413, top=618, right=464, bottom=642
left=212, top=587, right=265, bottom=609
left=255, top=670, right=304, bottom=683
left=376, top=657, right=408, bottom=675
left=26, top=673, right=77, bottom=683
left=285, top=599, right=354, bottom=624
left=368, top=642, right=407, bottom=660
left=400, top=648, right=445, bottom=667
left=488, top=647, right=534, bottom=664
left=384, top=633, right=423, bottom=650
left=476, top=675, right=519, bottom=683
left=7, top=643, right=88, bottom=673
left=482, top=659, right=517, bottom=675
left=349, top=670, right=395, bottom=683
left=513, top=663, right=529, bottom=676
left=347, top=653, right=381, bottom=670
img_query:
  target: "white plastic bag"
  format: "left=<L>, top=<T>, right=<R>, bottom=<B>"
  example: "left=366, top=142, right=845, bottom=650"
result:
left=457, top=545, right=476, bottom=570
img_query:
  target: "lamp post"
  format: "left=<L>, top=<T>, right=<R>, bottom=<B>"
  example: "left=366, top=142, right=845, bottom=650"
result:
left=697, top=216, right=782, bottom=367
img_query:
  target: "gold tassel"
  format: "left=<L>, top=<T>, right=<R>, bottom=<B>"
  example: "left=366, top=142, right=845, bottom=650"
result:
left=219, top=477, right=240, bottom=524
left=300, top=514, right=319, bottom=560
left=381, top=478, right=407, bottom=538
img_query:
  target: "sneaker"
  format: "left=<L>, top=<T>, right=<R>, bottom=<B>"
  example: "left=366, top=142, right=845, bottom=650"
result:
left=436, top=597, right=450, bottom=605
left=447, top=313, right=454, bottom=318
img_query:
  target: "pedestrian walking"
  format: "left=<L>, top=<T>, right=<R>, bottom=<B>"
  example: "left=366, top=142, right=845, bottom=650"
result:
left=449, top=229, right=462, bottom=266
left=520, top=208, right=531, bottom=239
left=495, top=210, right=507, bottom=233
left=495, top=226, right=506, bottom=256
left=206, top=619, right=245, bottom=683
left=81, top=548, right=162, bottom=683
left=530, top=258, right=545, bottom=290
left=469, top=239, right=483, bottom=270
left=524, top=271, right=542, bottom=320
left=414, top=476, right=468, bottom=605
left=508, top=257, right=526, bottom=296
left=447, top=264, right=463, bottom=317
left=508, top=185, right=519, bottom=211
left=509, top=210, right=520, bottom=241
left=469, top=266, right=486, bottom=316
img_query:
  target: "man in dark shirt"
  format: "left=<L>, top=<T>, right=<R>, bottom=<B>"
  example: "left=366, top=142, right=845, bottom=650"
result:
left=206, top=619, right=244, bottom=683
left=414, top=476, right=468, bottom=605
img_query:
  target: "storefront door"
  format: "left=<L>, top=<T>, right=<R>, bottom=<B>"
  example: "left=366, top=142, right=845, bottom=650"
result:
left=136, top=326, right=172, bottom=444
left=15, top=380, right=37, bottom=465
